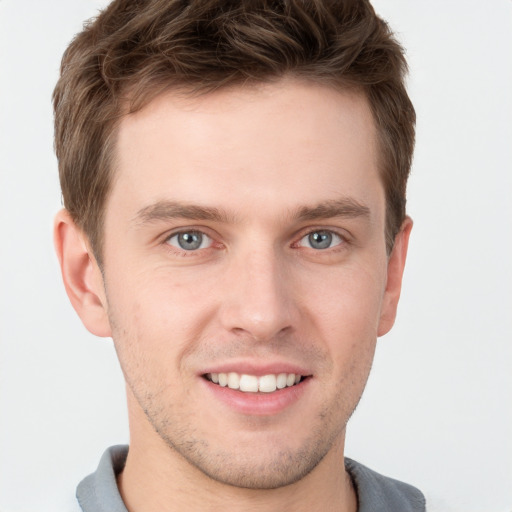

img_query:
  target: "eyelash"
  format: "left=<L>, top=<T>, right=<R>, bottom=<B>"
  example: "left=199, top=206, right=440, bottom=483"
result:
left=164, top=229, right=219, bottom=257
left=163, top=227, right=350, bottom=256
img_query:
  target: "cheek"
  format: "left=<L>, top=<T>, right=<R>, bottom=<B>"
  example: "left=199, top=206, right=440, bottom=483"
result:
left=307, top=261, right=385, bottom=326
left=302, top=262, right=386, bottom=362
left=105, top=263, right=217, bottom=372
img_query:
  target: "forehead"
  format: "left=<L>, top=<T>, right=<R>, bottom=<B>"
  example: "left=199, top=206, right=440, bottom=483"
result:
left=110, top=79, right=382, bottom=223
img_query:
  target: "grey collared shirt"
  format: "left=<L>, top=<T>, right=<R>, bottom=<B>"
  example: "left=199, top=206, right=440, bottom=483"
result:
left=77, top=445, right=426, bottom=512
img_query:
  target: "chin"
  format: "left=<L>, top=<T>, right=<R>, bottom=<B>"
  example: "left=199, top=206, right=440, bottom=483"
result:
left=157, top=423, right=340, bottom=490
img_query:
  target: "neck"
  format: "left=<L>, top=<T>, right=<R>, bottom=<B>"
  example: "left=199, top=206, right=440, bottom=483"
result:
left=118, top=390, right=357, bottom=512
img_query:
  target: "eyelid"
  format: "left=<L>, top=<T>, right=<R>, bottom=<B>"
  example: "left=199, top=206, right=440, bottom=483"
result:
left=293, top=226, right=350, bottom=245
left=161, top=225, right=218, bottom=243
left=302, top=230, right=344, bottom=249
left=166, top=230, right=213, bottom=250
left=159, top=225, right=224, bottom=257
left=159, top=225, right=351, bottom=255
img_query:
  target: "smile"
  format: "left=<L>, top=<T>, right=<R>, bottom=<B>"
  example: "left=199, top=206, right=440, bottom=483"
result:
left=205, top=372, right=304, bottom=393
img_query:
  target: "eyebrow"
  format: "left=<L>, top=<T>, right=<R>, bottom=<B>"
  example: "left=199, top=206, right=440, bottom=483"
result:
left=295, top=198, right=371, bottom=222
left=133, top=197, right=370, bottom=227
left=133, top=201, right=235, bottom=226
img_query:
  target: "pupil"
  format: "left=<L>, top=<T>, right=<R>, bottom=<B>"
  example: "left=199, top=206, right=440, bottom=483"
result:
left=309, top=231, right=332, bottom=249
left=178, top=232, right=202, bottom=250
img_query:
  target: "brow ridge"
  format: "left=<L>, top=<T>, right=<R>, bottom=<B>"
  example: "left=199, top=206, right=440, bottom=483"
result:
left=295, top=198, right=371, bottom=221
left=133, top=197, right=371, bottom=227
left=134, top=201, right=233, bottom=225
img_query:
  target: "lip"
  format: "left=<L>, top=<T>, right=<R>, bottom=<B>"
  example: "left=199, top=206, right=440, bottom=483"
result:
left=200, top=373, right=311, bottom=416
left=199, top=360, right=310, bottom=377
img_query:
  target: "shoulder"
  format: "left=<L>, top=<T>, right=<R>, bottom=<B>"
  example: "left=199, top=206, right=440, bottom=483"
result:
left=345, top=458, right=426, bottom=512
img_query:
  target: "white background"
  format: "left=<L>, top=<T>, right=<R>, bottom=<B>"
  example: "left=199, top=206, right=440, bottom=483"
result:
left=0, top=1, right=511, bottom=511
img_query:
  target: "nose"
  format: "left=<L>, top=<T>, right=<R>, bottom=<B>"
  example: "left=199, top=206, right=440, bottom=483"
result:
left=218, top=248, right=299, bottom=342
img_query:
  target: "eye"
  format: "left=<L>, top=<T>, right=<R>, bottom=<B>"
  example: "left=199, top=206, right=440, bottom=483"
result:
left=166, top=230, right=212, bottom=251
left=299, top=230, right=344, bottom=250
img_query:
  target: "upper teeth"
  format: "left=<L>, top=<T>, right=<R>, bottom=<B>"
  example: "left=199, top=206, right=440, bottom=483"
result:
left=207, top=372, right=302, bottom=393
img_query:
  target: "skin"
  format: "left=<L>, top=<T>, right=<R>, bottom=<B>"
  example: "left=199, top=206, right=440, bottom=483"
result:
left=55, top=79, right=412, bottom=512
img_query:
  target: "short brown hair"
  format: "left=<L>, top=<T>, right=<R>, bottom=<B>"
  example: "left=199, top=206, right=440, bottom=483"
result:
left=53, top=0, right=415, bottom=263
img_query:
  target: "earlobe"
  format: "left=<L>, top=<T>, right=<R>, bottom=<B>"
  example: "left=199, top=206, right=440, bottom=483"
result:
left=377, top=217, right=413, bottom=337
left=54, top=209, right=112, bottom=338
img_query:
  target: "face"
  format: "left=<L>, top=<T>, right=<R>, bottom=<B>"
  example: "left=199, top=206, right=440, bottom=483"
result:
left=88, top=80, right=407, bottom=488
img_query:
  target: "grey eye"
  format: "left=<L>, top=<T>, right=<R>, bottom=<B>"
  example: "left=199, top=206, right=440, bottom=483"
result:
left=300, top=230, right=343, bottom=250
left=167, top=231, right=212, bottom=251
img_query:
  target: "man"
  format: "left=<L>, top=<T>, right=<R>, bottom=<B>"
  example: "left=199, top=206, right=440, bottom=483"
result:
left=53, top=0, right=423, bottom=510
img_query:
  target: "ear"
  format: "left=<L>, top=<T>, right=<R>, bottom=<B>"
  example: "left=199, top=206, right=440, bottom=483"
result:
left=377, top=217, right=413, bottom=337
left=54, top=209, right=112, bottom=337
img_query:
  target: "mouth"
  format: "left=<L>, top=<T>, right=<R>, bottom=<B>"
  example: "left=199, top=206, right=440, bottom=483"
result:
left=203, top=372, right=307, bottom=393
